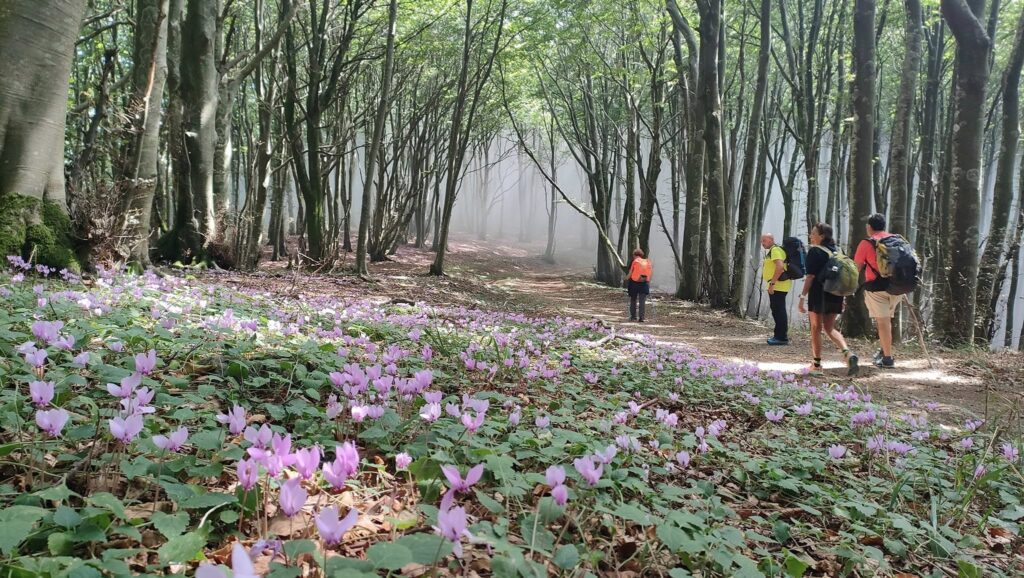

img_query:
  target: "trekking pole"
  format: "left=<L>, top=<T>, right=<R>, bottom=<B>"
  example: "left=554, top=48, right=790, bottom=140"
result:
left=902, top=295, right=934, bottom=369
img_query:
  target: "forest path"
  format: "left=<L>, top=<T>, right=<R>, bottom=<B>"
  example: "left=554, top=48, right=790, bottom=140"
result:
left=232, top=236, right=1023, bottom=422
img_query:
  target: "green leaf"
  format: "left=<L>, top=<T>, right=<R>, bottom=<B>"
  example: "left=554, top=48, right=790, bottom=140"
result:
left=120, top=455, right=153, bottom=480
left=283, top=540, right=317, bottom=559
left=956, top=560, right=981, bottom=578
left=656, top=524, right=687, bottom=552
left=158, top=531, right=206, bottom=564
left=0, top=520, right=35, bottom=555
left=88, top=493, right=127, bottom=519
left=474, top=489, right=505, bottom=514
left=393, top=533, right=453, bottom=565
left=267, top=563, right=301, bottom=578
left=35, top=482, right=76, bottom=502
left=179, top=491, right=237, bottom=509
left=152, top=511, right=189, bottom=539
left=191, top=429, right=224, bottom=452
left=784, top=554, right=809, bottom=577
left=48, top=532, right=74, bottom=556
left=54, top=505, right=82, bottom=528
left=552, top=544, right=580, bottom=569
left=614, top=503, right=655, bottom=525
left=366, top=541, right=414, bottom=570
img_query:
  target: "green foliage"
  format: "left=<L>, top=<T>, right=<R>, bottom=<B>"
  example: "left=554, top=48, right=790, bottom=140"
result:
left=0, top=194, right=79, bottom=271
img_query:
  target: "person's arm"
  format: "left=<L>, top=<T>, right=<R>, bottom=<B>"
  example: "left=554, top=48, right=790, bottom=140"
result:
left=853, top=240, right=870, bottom=272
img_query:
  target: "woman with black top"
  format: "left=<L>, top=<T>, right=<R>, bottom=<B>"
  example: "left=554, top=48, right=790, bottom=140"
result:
left=798, top=223, right=859, bottom=376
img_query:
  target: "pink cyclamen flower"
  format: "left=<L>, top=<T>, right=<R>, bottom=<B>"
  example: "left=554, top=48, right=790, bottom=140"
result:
left=35, top=408, right=70, bottom=437
left=675, top=451, right=690, bottom=468
left=1001, top=443, right=1019, bottom=462
left=109, top=414, right=144, bottom=443
left=765, top=409, right=784, bottom=423
left=545, top=465, right=566, bottom=487
left=134, top=349, right=158, bottom=375
left=195, top=542, right=261, bottom=578
left=153, top=426, right=189, bottom=452
left=595, top=445, right=617, bottom=464
left=29, top=381, right=55, bottom=407
left=420, top=403, right=441, bottom=423
left=244, top=424, right=273, bottom=448
left=322, top=442, right=360, bottom=489
left=573, top=456, right=603, bottom=486
left=109, top=341, right=124, bottom=353
left=961, top=437, right=974, bottom=450
left=461, top=411, right=485, bottom=433
left=237, top=458, right=260, bottom=490
left=551, top=484, right=569, bottom=506
left=442, top=464, right=484, bottom=493
left=434, top=506, right=471, bottom=558
left=293, top=447, right=321, bottom=480
left=25, top=349, right=47, bottom=368
left=279, top=477, right=307, bottom=517
left=217, top=405, right=247, bottom=435
left=535, top=415, right=550, bottom=429
left=828, top=445, right=847, bottom=460
left=794, top=402, right=813, bottom=416
left=315, top=505, right=359, bottom=545
left=106, top=373, right=141, bottom=399
left=72, top=352, right=90, bottom=367
left=395, top=452, right=412, bottom=470
left=508, top=409, right=521, bottom=426
left=973, top=465, right=987, bottom=480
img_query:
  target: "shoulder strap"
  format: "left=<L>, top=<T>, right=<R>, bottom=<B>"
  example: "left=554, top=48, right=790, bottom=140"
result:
left=812, top=244, right=833, bottom=258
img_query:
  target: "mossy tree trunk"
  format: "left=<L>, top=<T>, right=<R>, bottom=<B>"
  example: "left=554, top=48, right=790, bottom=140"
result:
left=0, top=0, right=87, bottom=269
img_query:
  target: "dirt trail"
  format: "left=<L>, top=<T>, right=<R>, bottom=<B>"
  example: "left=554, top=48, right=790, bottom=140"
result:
left=222, top=237, right=1024, bottom=421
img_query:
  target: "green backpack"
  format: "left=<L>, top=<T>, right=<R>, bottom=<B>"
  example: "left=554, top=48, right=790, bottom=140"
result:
left=816, top=246, right=859, bottom=297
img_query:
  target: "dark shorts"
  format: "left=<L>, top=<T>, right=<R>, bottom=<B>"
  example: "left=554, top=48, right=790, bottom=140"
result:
left=808, top=286, right=843, bottom=315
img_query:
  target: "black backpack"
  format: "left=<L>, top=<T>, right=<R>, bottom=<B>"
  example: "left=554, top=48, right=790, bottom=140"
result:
left=871, top=235, right=920, bottom=296
left=777, top=237, right=806, bottom=281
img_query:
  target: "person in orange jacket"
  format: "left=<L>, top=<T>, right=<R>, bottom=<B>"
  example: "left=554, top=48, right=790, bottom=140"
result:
left=626, top=248, right=652, bottom=322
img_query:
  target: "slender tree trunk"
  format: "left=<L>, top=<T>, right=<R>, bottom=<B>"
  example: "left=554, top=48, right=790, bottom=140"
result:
left=975, top=5, right=1024, bottom=342
left=355, top=0, right=398, bottom=276
left=941, top=0, right=991, bottom=346
left=122, top=0, right=170, bottom=267
left=730, top=0, right=770, bottom=314
left=844, top=0, right=877, bottom=338
left=889, top=0, right=923, bottom=237
left=697, top=0, right=731, bottom=307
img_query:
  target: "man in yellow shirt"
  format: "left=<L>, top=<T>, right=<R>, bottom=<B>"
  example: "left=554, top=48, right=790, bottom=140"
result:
left=761, top=233, right=793, bottom=345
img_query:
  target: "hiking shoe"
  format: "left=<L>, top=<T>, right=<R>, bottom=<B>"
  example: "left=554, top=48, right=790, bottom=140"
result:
left=806, top=363, right=824, bottom=376
left=629, top=317, right=637, bottom=322
left=873, top=349, right=884, bottom=364
left=847, top=353, right=860, bottom=377
left=874, top=356, right=895, bottom=369
left=767, top=337, right=790, bottom=346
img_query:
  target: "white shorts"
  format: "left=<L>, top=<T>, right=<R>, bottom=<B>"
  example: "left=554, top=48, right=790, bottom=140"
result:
left=865, top=290, right=901, bottom=318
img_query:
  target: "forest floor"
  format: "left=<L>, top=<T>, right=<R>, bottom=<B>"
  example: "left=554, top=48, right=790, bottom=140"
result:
left=216, top=236, right=1024, bottom=423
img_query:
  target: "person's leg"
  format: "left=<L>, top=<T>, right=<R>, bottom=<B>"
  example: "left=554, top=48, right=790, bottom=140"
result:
left=770, top=291, right=788, bottom=340
left=809, top=312, right=822, bottom=364
left=822, top=314, right=848, bottom=351
left=629, top=293, right=637, bottom=321
left=638, top=293, right=647, bottom=321
left=876, top=316, right=893, bottom=357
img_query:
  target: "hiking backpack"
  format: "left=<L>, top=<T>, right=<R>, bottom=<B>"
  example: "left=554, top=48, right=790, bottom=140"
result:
left=871, top=235, right=921, bottom=296
left=777, top=236, right=807, bottom=281
left=817, top=246, right=859, bottom=297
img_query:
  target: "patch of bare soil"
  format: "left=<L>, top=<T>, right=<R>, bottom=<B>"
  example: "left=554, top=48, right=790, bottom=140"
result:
left=214, top=236, right=1024, bottom=422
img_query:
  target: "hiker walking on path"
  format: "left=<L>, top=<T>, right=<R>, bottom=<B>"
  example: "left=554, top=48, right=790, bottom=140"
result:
left=853, top=213, right=921, bottom=369
left=626, top=249, right=651, bottom=323
left=799, top=223, right=859, bottom=376
left=761, top=233, right=794, bottom=345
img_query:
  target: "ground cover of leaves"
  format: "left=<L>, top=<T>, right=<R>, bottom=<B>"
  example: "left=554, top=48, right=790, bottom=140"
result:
left=0, top=260, right=1022, bottom=577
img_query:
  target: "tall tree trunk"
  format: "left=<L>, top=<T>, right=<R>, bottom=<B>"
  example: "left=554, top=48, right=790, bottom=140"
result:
left=975, top=5, right=1024, bottom=342
left=179, top=0, right=220, bottom=251
left=123, top=0, right=170, bottom=267
left=0, top=0, right=86, bottom=265
left=844, top=0, right=877, bottom=338
left=889, top=0, right=922, bottom=237
left=697, top=0, right=731, bottom=307
left=730, top=0, right=770, bottom=314
left=355, top=0, right=398, bottom=276
left=941, top=0, right=991, bottom=346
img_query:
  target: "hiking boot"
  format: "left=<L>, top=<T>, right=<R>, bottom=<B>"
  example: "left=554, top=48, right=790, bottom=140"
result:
left=638, top=318, right=645, bottom=323
left=767, top=337, right=790, bottom=346
left=846, top=353, right=860, bottom=377
left=874, top=356, right=895, bottom=369
left=873, top=349, right=884, bottom=364
left=629, top=317, right=637, bottom=322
